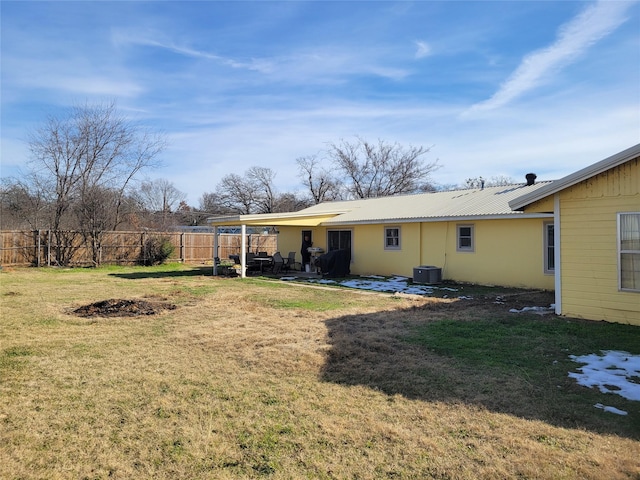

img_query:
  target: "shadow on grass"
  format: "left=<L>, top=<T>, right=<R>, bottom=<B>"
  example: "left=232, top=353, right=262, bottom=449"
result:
left=109, top=266, right=217, bottom=279
left=320, top=299, right=640, bottom=440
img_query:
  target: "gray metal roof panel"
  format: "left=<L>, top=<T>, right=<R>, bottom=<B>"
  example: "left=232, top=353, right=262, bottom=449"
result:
left=298, top=182, right=555, bottom=225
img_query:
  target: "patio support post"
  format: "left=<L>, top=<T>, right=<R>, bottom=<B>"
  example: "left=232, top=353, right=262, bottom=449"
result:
left=240, top=224, right=247, bottom=278
left=213, top=226, right=218, bottom=276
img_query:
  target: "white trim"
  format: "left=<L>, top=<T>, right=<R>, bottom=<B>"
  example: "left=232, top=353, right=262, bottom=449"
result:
left=618, top=211, right=640, bottom=293
left=213, top=226, right=219, bottom=276
left=554, top=194, right=561, bottom=315
left=240, top=224, right=247, bottom=279
left=456, top=224, right=475, bottom=252
left=323, top=213, right=553, bottom=226
left=543, top=221, right=555, bottom=275
left=384, top=225, right=401, bottom=250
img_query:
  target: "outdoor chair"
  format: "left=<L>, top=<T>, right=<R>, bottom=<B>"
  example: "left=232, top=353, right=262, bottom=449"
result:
left=267, top=251, right=285, bottom=274
left=284, top=251, right=301, bottom=272
left=245, top=253, right=260, bottom=273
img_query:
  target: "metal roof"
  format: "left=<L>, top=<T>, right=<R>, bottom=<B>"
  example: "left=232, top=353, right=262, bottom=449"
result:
left=509, top=143, right=640, bottom=211
left=208, top=182, right=555, bottom=227
left=298, top=181, right=554, bottom=225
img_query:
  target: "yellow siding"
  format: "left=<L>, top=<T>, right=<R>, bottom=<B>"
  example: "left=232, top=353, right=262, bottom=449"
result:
left=522, top=195, right=554, bottom=213
left=349, top=224, right=422, bottom=276
left=278, top=219, right=553, bottom=290
left=558, top=159, right=640, bottom=325
left=424, top=219, right=554, bottom=290
left=276, top=227, right=325, bottom=266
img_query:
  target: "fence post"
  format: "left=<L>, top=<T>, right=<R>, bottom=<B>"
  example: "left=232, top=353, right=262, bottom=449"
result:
left=47, top=230, right=51, bottom=267
left=142, top=231, right=147, bottom=265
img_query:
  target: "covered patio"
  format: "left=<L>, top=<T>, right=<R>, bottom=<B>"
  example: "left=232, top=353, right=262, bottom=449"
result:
left=208, top=210, right=345, bottom=278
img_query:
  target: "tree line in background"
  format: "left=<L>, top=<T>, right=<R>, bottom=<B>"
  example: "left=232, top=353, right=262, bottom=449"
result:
left=1, top=101, right=513, bottom=264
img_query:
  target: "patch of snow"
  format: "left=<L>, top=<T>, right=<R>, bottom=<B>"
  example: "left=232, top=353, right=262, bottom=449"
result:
left=304, top=275, right=461, bottom=297
left=509, top=305, right=555, bottom=314
left=594, top=403, right=628, bottom=415
left=568, top=350, right=640, bottom=401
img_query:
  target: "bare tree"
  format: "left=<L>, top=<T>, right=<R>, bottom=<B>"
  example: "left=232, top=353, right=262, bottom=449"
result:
left=215, top=173, right=257, bottom=214
left=199, top=191, right=235, bottom=216
left=272, top=192, right=312, bottom=213
left=212, top=167, right=288, bottom=214
left=296, top=154, right=342, bottom=204
left=0, top=178, right=48, bottom=230
left=328, top=137, right=438, bottom=198
left=136, top=178, right=186, bottom=229
left=73, top=186, right=131, bottom=265
left=138, top=178, right=186, bottom=213
left=247, top=166, right=278, bottom=213
left=26, top=101, right=166, bottom=265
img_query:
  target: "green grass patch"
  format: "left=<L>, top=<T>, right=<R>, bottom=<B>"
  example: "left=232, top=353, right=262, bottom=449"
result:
left=0, top=346, right=35, bottom=373
left=407, top=316, right=640, bottom=374
left=406, top=316, right=640, bottom=435
left=264, top=297, right=345, bottom=311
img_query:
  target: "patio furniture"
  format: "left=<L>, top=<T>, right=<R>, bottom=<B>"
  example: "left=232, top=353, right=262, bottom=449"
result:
left=267, top=252, right=285, bottom=274
left=253, top=256, right=274, bottom=273
left=245, top=253, right=261, bottom=274
left=284, top=251, right=301, bottom=272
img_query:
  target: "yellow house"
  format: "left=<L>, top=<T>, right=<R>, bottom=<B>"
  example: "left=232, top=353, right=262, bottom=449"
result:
left=510, top=143, right=640, bottom=325
left=209, top=181, right=555, bottom=291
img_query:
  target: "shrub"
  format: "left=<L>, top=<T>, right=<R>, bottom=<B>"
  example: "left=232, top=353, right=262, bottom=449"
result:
left=139, top=236, right=175, bottom=266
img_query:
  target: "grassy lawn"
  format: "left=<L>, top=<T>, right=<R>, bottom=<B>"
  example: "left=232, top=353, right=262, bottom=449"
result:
left=1, top=264, right=639, bottom=479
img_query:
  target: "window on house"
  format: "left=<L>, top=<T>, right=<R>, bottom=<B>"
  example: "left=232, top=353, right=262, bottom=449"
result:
left=457, top=224, right=474, bottom=252
left=619, top=212, right=640, bottom=292
left=384, top=226, right=401, bottom=250
left=544, top=222, right=555, bottom=274
left=327, top=230, right=352, bottom=252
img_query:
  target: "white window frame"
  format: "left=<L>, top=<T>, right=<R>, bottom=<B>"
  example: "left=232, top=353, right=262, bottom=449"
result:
left=384, top=226, right=401, bottom=250
left=456, top=224, right=474, bottom=252
left=544, top=221, right=555, bottom=275
left=618, top=212, right=640, bottom=292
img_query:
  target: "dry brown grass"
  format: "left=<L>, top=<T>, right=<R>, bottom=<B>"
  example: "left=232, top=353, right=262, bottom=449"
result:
left=1, top=265, right=638, bottom=479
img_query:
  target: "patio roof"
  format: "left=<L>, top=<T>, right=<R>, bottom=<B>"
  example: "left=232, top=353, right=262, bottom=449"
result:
left=207, top=210, right=347, bottom=227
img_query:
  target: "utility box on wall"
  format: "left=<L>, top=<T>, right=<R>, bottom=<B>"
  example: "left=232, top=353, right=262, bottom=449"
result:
left=413, top=266, right=442, bottom=284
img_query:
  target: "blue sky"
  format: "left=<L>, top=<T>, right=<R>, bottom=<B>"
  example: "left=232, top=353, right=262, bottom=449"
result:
left=2, top=1, right=639, bottom=206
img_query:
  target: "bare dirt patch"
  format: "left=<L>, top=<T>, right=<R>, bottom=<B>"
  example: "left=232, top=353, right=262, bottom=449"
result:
left=71, top=298, right=177, bottom=318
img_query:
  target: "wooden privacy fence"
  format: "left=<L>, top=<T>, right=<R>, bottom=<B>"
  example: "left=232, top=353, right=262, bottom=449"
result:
left=0, top=230, right=278, bottom=267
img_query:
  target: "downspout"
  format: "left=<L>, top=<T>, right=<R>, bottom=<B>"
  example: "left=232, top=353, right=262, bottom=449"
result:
left=240, top=224, right=247, bottom=278
left=554, top=194, right=562, bottom=315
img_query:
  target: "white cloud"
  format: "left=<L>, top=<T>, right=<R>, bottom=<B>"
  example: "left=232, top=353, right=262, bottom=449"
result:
left=468, top=1, right=636, bottom=114
left=415, top=40, right=432, bottom=59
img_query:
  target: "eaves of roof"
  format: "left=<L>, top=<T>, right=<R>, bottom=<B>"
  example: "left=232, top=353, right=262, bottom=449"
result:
left=207, top=209, right=347, bottom=227
left=509, top=143, right=640, bottom=211
left=321, top=212, right=552, bottom=226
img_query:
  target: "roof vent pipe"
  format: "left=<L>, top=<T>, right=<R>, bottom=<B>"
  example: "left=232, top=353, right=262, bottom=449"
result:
left=525, top=173, right=537, bottom=186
